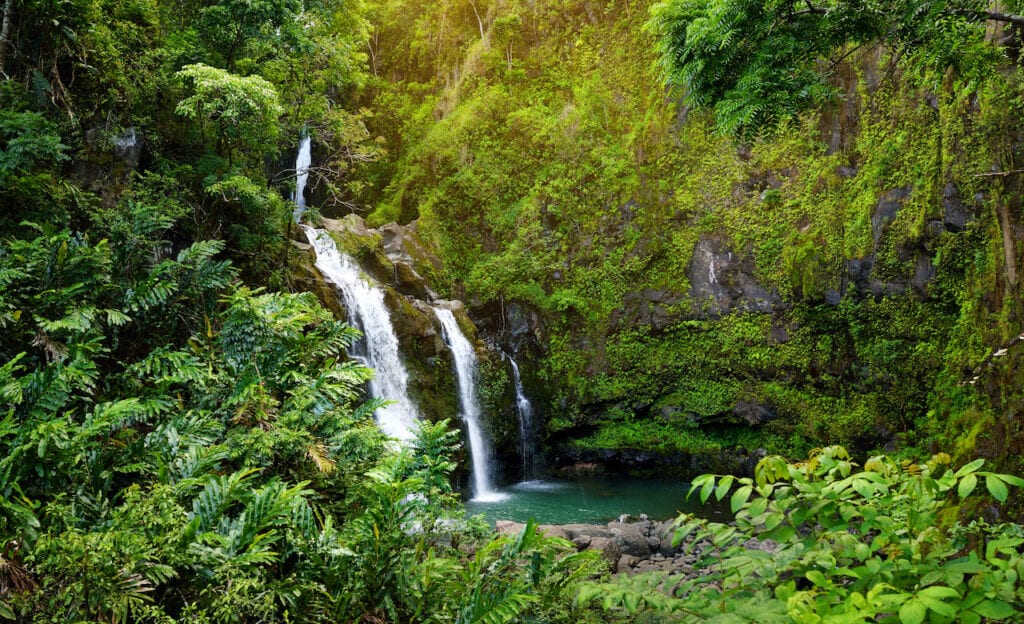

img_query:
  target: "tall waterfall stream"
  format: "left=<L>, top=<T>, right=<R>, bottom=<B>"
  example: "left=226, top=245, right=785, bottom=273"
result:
left=302, top=226, right=420, bottom=441
left=434, top=308, right=503, bottom=501
left=292, top=135, right=312, bottom=222
left=506, top=354, right=537, bottom=481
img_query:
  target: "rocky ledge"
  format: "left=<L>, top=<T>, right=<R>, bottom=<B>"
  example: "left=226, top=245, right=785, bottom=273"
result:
left=495, top=516, right=776, bottom=577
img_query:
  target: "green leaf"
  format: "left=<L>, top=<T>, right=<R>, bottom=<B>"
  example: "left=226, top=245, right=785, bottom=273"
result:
left=942, top=556, right=986, bottom=574
left=0, top=601, right=13, bottom=620
left=731, top=484, right=753, bottom=512
left=700, top=478, right=714, bottom=504
left=985, top=474, right=1009, bottom=503
left=715, top=475, right=734, bottom=501
left=762, top=524, right=795, bottom=542
left=747, top=496, right=768, bottom=518
left=918, top=595, right=955, bottom=618
left=995, top=473, right=1024, bottom=487
left=854, top=543, right=870, bottom=561
left=899, top=598, right=927, bottom=624
left=918, top=586, right=959, bottom=600
left=763, top=511, right=784, bottom=530
left=972, top=599, right=1015, bottom=619
left=805, top=570, right=828, bottom=587
left=623, top=591, right=640, bottom=613
left=954, top=459, right=984, bottom=478
left=959, top=612, right=981, bottom=624
left=917, top=586, right=959, bottom=618
left=958, top=473, right=977, bottom=498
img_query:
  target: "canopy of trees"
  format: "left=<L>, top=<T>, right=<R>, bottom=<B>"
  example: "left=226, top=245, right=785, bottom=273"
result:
left=648, top=0, right=1024, bottom=136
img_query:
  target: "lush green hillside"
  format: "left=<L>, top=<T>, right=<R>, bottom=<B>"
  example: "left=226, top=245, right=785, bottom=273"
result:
left=351, top=0, right=1024, bottom=467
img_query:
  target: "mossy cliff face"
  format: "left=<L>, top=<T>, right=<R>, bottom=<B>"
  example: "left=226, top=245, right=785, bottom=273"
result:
left=344, top=0, right=1024, bottom=470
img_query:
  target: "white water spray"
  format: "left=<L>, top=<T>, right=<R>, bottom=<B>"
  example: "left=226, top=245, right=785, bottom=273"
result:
left=434, top=307, right=502, bottom=501
left=506, top=355, right=537, bottom=480
left=292, top=135, right=312, bottom=221
left=303, top=226, right=419, bottom=441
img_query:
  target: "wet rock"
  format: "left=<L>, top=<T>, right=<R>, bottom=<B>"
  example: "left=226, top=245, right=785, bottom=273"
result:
left=846, top=256, right=874, bottom=285
left=872, top=187, right=910, bottom=245
left=320, top=216, right=395, bottom=286
left=291, top=241, right=346, bottom=319
left=550, top=446, right=763, bottom=481
left=686, top=236, right=780, bottom=318
left=616, top=554, right=636, bottom=574
left=611, top=288, right=685, bottom=331
left=732, top=401, right=777, bottom=426
left=607, top=522, right=651, bottom=558
left=495, top=520, right=524, bottom=536
left=657, top=523, right=681, bottom=557
left=536, top=524, right=570, bottom=540
left=589, top=536, right=622, bottom=565
left=911, top=252, right=936, bottom=296
left=378, top=221, right=443, bottom=299
left=562, top=524, right=614, bottom=540
left=112, top=126, right=144, bottom=170
left=942, top=183, right=974, bottom=233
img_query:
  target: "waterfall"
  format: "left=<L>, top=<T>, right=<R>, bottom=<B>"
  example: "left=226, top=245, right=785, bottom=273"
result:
left=506, top=355, right=537, bottom=481
left=292, top=135, right=312, bottom=221
left=302, top=226, right=419, bottom=441
left=434, top=308, right=501, bottom=501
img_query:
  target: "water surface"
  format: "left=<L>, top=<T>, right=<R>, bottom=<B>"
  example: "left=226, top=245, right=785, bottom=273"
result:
left=464, top=477, right=731, bottom=525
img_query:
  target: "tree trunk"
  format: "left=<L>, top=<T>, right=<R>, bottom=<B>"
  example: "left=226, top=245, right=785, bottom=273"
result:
left=0, top=0, right=14, bottom=78
left=470, top=0, right=485, bottom=41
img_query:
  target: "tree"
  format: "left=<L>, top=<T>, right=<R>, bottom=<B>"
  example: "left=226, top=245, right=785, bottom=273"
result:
left=197, top=0, right=303, bottom=71
left=175, top=63, right=283, bottom=161
left=648, top=0, right=1024, bottom=137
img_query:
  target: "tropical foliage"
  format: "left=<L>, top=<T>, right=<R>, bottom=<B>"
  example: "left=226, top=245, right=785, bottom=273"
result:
left=585, top=447, right=1024, bottom=622
left=648, top=0, right=1024, bottom=136
left=2, top=0, right=1024, bottom=620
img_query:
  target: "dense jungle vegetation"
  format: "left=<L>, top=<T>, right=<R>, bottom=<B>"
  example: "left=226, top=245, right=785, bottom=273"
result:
left=351, top=0, right=1024, bottom=469
left=4, top=0, right=1024, bottom=621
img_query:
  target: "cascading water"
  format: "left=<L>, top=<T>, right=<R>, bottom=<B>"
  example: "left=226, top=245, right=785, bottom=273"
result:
left=434, top=308, right=502, bottom=501
left=292, top=135, right=312, bottom=221
left=506, top=354, right=537, bottom=481
left=302, top=226, right=419, bottom=441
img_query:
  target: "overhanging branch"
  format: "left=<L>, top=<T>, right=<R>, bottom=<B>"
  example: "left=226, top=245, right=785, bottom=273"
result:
left=948, top=9, right=1024, bottom=27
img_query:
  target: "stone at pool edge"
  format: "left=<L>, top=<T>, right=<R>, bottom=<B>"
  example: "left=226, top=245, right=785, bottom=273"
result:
left=494, top=518, right=780, bottom=576
left=494, top=519, right=669, bottom=559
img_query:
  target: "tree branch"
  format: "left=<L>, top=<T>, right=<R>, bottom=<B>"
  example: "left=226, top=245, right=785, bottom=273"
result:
left=975, top=168, right=1024, bottom=178
left=948, top=9, right=1024, bottom=26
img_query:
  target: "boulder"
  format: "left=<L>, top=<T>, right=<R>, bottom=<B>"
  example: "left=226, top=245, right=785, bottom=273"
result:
left=536, top=524, right=570, bottom=540
left=112, top=126, right=144, bottom=171
left=588, top=537, right=622, bottom=565
left=607, top=521, right=651, bottom=558
left=558, top=523, right=614, bottom=540
left=571, top=535, right=591, bottom=550
left=320, top=216, right=395, bottom=286
left=495, top=520, right=525, bottom=536
left=378, top=221, right=443, bottom=299
left=732, top=401, right=777, bottom=426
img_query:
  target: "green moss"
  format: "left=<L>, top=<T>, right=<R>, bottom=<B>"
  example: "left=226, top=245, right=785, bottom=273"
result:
left=355, top=0, right=1024, bottom=460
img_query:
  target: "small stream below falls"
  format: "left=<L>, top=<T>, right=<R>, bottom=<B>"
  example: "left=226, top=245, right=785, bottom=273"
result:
left=464, top=477, right=731, bottom=525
